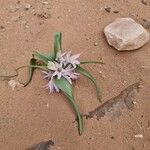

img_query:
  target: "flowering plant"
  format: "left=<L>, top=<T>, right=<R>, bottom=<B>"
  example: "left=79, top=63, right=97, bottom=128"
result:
left=1, top=32, right=103, bottom=135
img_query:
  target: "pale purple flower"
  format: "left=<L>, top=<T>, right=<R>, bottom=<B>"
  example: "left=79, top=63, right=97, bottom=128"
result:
left=43, top=51, right=80, bottom=93
left=44, top=79, right=60, bottom=93
left=42, top=71, right=53, bottom=79
left=57, top=51, right=80, bottom=68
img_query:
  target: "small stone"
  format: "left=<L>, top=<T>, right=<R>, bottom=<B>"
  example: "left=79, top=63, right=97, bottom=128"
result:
left=146, top=121, right=150, bottom=130
left=104, top=7, right=111, bottom=13
left=41, top=1, right=49, bottom=5
left=132, top=101, right=137, bottom=104
left=143, top=143, right=146, bottom=148
left=17, top=1, right=21, bottom=4
left=25, top=3, right=31, bottom=10
left=37, top=13, right=51, bottom=19
left=21, top=20, right=29, bottom=28
left=0, top=25, right=5, bottom=30
left=111, top=136, right=115, bottom=139
left=138, top=84, right=144, bottom=88
left=8, top=80, right=23, bottom=90
left=94, top=42, right=98, bottom=46
left=57, top=146, right=61, bottom=149
left=113, top=10, right=119, bottom=13
left=104, top=18, right=150, bottom=51
left=141, top=65, right=150, bottom=69
left=89, top=137, right=94, bottom=140
left=141, top=0, right=148, bottom=5
left=21, top=20, right=27, bottom=25
left=134, top=134, right=143, bottom=138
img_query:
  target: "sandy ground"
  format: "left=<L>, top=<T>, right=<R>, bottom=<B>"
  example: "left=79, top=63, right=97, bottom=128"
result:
left=0, top=0, right=150, bottom=150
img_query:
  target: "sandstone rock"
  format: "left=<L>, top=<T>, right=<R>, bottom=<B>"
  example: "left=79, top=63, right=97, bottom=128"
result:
left=104, top=18, right=150, bottom=51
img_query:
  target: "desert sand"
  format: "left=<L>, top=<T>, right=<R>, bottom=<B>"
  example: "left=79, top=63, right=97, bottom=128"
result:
left=0, top=0, right=150, bottom=150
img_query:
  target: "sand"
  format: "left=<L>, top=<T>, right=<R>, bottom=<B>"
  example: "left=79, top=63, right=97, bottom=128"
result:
left=0, top=0, right=150, bottom=150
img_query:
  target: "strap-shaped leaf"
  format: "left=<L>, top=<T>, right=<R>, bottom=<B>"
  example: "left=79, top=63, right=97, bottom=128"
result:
left=24, top=58, right=36, bottom=86
left=54, top=32, right=62, bottom=59
left=53, top=77, right=83, bottom=135
left=29, top=65, right=48, bottom=70
left=44, top=52, right=55, bottom=61
left=76, top=66, right=102, bottom=101
left=80, top=61, right=104, bottom=65
left=33, top=51, right=50, bottom=64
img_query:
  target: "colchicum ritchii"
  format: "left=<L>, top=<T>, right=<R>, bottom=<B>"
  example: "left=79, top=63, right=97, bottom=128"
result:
left=1, top=32, right=104, bottom=135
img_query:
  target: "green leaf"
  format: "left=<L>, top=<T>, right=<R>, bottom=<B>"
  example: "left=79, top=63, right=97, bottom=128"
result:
left=76, top=66, right=102, bottom=101
left=80, top=61, right=104, bottom=65
left=44, top=52, right=55, bottom=61
left=54, top=32, right=62, bottom=59
left=53, top=77, right=83, bottom=135
left=24, top=58, right=36, bottom=87
left=33, top=51, right=50, bottom=64
left=29, top=65, right=48, bottom=71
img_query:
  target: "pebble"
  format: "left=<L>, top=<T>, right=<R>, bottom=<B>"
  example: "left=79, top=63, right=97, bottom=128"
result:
left=8, top=80, right=23, bottom=90
left=147, top=127, right=150, bottom=130
left=138, top=84, right=144, bottom=89
left=94, top=42, right=98, bottom=46
left=0, top=25, right=5, bottom=30
left=37, top=13, right=51, bottom=19
left=141, top=0, right=148, bottom=5
left=104, top=7, right=111, bottom=13
left=134, top=134, right=143, bottom=138
left=141, top=65, right=150, bottom=69
left=25, top=3, right=31, bottom=10
left=113, top=10, right=119, bottom=13
left=41, top=1, right=49, bottom=5
left=132, top=101, right=137, bottom=104
left=21, top=20, right=29, bottom=28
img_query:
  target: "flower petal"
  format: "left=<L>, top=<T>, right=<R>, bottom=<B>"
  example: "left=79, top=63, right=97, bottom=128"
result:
left=71, top=53, right=80, bottom=60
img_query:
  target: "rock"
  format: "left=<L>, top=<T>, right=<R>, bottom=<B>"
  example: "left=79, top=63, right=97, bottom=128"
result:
left=141, top=0, right=148, bottom=5
left=26, top=140, right=54, bottom=150
left=0, top=25, right=5, bottom=30
left=104, top=7, right=111, bottom=13
left=25, top=3, right=31, bottom=10
left=94, top=42, right=98, bottom=46
left=104, top=18, right=150, bottom=51
left=37, top=12, right=51, bottom=19
left=8, top=80, right=23, bottom=90
left=134, top=134, right=143, bottom=138
left=41, top=1, right=49, bottom=5
left=113, top=10, right=119, bottom=13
